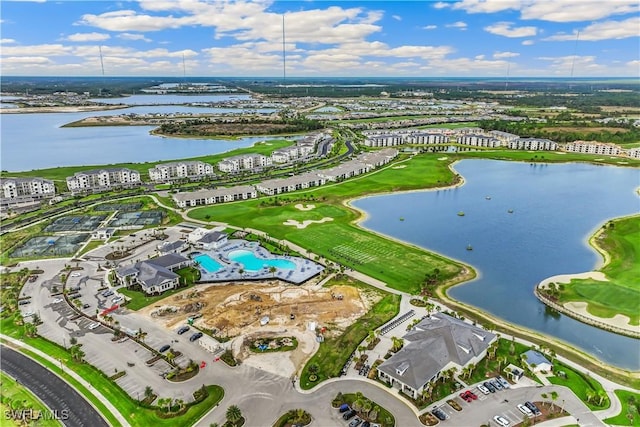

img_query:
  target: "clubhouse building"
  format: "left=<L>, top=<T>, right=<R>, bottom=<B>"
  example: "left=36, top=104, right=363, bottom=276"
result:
left=115, top=253, right=193, bottom=295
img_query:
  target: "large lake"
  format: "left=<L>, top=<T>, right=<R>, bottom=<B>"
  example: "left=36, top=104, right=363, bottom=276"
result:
left=353, top=159, right=640, bottom=369
left=1, top=104, right=281, bottom=171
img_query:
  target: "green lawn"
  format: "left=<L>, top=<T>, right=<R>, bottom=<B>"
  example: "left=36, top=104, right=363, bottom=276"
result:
left=556, top=215, right=640, bottom=324
left=468, top=338, right=535, bottom=385
left=120, top=282, right=195, bottom=311
left=189, top=153, right=469, bottom=294
left=0, top=371, right=63, bottom=427
left=460, top=149, right=640, bottom=167
left=1, top=314, right=224, bottom=427
left=300, top=276, right=400, bottom=389
left=547, top=361, right=609, bottom=411
left=604, top=390, right=640, bottom=426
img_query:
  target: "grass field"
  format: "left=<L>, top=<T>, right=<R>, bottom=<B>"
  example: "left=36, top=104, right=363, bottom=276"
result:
left=557, top=215, right=640, bottom=324
left=604, top=390, right=640, bottom=426
left=189, top=153, right=468, bottom=294
left=300, top=276, right=400, bottom=389
left=120, top=282, right=196, bottom=311
left=547, top=361, right=609, bottom=411
left=0, top=371, right=62, bottom=427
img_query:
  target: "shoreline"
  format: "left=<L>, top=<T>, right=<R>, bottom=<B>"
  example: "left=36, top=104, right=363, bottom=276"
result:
left=0, top=105, right=127, bottom=114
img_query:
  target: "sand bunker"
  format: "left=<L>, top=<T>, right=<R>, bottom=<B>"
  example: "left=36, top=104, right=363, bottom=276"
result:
left=438, top=157, right=448, bottom=160
left=392, top=165, right=407, bottom=169
left=294, top=204, right=316, bottom=211
left=565, top=301, right=637, bottom=331
left=283, top=217, right=333, bottom=229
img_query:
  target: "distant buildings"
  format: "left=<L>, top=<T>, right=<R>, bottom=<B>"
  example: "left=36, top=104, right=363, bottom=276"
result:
left=507, top=138, right=558, bottom=151
left=66, top=168, right=141, bottom=194
left=456, top=134, right=501, bottom=148
left=564, top=141, right=622, bottom=156
left=256, top=172, right=327, bottom=196
left=627, top=148, right=640, bottom=159
left=149, top=161, right=215, bottom=183
left=1, top=177, right=56, bottom=205
left=218, top=154, right=272, bottom=173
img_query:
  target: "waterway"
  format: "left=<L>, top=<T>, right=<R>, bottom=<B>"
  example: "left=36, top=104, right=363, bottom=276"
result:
left=1, top=104, right=282, bottom=171
left=352, top=159, right=640, bottom=370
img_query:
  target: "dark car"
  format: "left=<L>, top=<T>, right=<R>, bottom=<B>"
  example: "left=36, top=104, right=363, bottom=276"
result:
left=343, top=410, right=357, bottom=420
left=339, top=404, right=350, bottom=413
left=82, top=303, right=91, bottom=309
left=159, top=344, right=170, bottom=353
left=361, top=422, right=370, bottom=427
left=177, top=326, right=190, bottom=335
left=484, top=381, right=497, bottom=393
left=189, top=332, right=203, bottom=342
left=431, top=408, right=447, bottom=421
left=348, top=418, right=362, bottom=427
left=525, top=401, right=541, bottom=415
left=18, top=300, right=31, bottom=305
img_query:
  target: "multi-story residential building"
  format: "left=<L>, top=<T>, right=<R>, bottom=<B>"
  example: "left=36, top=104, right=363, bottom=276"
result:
left=358, top=148, right=399, bottom=167
left=490, top=130, right=520, bottom=143
left=317, top=161, right=370, bottom=182
left=256, top=172, right=326, bottom=196
left=172, top=185, right=257, bottom=208
left=148, top=161, right=214, bottom=182
left=564, top=141, right=622, bottom=156
left=456, top=134, right=501, bottom=148
left=627, top=148, right=640, bottom=159
left=66, top=168, right=141, bottom=194
left=508, top=138, right=558, bottom=151
left=1, top=177, right=56, bottom=204
left=405, top=132, right=449, bottom=145
left=363, top=133, right=403, bottom=147
left=218, top=154, right=272, bottom=173
left=271, top=146, right=304, bottom=163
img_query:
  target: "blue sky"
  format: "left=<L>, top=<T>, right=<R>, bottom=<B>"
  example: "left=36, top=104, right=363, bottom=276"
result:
left=1, top=0, right=638, bottom=77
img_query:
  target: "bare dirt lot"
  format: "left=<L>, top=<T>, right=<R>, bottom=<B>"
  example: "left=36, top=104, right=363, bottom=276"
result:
left=139, top=279, right=378, bottom=377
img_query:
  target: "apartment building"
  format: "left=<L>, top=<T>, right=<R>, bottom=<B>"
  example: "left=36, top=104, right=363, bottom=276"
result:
left=66, top=168, right=141, bottom=194
left=1, top=177, right=56, bottom=204
left=148, top=161, right=214, bottom=182
left=172, top=185, right=257, bottom=208
left=490, top=130, right=520, bottom=143
left=363, top=133, right=403, bottom=147
left=256, top=172, right=326, bottom=196
left=564, top=141, right=622, bottom=156
left=508, top=138, right=558, bottom=151
left=626, top=148, right=640, bottom=159
left=405, top=132, right=449, bottom=145
left=456, top=134, right=501, bottom=148
left=218, top=154, right=272, bottom=173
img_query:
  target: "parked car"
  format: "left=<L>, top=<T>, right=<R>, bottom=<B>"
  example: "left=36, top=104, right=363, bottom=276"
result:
left=69, top=286, right=81, bottom=291
left=493, top=415, right=510, bottom=426
left=18, top=300, right=31, bottom=305
left=517, top=404, right=534, bottom=417
left=159, top=344, right=170, bottom=353
left=361, top=422, right=370, bottom=427
left=460, top=391, right=473, bottom=402
left=491, top=379, right=503, bottom=390
left=112, top=296, right=124, bottom=304
left=477, top=384, right=490, bottom=395
left=525, top=401, right=541, bottom=416
left=483, top=381, right=497, bottom=393
left=52, top=298, right=63, bottom=303
left=88, top=323, right=99, bottom=330
left=338, top=404, right=350, bottom=413
left=348, top=418, right=362, bottom=427
left=343, top=410, right=357, bottom=420
left=177, top=326, right=190, bottom=335
left=189, top=332, right=203, bottom=342
left=101, top=290, right=114, bottom=297
left=70, top=273, right=81, bottom=278
left=431, top=408, right=447, bottom=421
left=496, top=376, right=510, bottom=389
left=82, top=303, right=91, bottom=309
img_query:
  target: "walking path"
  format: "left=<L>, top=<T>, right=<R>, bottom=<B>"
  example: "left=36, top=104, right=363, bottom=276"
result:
left=1, top=334, right=132, bottom=427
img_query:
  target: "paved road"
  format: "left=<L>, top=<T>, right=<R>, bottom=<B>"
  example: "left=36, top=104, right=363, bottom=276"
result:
left=0, top=346, right=109, bottom=427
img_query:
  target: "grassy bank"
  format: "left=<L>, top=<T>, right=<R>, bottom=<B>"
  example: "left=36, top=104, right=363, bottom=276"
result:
left=604, top=390, right=640, bottom=426
left=0, top=371, right=63, bottom=427
left=548, top=361, right=609, bottom=411
left=555, top=215, right=640, bottom=325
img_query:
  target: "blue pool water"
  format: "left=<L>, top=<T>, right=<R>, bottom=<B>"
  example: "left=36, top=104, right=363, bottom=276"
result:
left=228, top=249, right=296, bottom=271
left=194, top=254, right=223, bottom=273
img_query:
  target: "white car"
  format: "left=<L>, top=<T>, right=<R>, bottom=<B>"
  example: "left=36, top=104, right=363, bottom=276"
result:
left=517, top=404, right=534, bottom=417
left=52, top=298, right=63, bottom=303
left=112, top=296, right=124, bottom=304
left=70, top=273, right=81, bottom=277
left=22, top=311, right=34, bottom=317
left=477, top=384, right=490, bottom=395
left=88, top=322, right=99, bottom=330
left=494, top=415, right=510, bottom=426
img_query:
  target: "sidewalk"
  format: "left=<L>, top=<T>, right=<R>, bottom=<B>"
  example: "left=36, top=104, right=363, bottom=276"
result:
left=1, top=334, right=131, bottom=427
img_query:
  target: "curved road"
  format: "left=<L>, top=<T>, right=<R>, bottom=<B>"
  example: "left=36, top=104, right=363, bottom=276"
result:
left=1, top=346, right=109, bottom=427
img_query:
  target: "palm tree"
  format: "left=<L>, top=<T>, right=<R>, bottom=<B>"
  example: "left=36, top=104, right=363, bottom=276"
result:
left=69, top=344, right=85, bottom=362
left=366, top=330, right=378, bottom=347
left=358, top=345, right=367, bottom=357
left=268, top=266, right=277, bottom=277
left=597, top=389, right=608, bottom=406
left=144, top=386, right=154, bottom=400
left=550, top=391, right=558, bottom=411
left=226, top=405, right=242, bottom=424
left=390, top=336, right=403, bottom=353
left=585, top=388, right=595, bottom=403
left=496, top=355, right=506, bottom=371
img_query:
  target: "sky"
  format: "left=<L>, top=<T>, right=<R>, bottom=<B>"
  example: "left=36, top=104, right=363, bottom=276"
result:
left=1, top=0, right=639, bottom=77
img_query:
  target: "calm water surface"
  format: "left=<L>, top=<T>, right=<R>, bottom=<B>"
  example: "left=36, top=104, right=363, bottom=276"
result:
left=1, top=105, right=283, bottom=171
left=353, top=159, right=640, bottom=369
left=91, top=93, right=252, bottom=105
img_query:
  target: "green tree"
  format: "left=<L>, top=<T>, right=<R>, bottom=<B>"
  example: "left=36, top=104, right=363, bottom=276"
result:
left=226, top=405, right=242, bottom=424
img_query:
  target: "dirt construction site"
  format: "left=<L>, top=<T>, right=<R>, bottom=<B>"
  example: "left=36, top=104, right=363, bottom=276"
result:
left=139, top=278, right=380, bottom=377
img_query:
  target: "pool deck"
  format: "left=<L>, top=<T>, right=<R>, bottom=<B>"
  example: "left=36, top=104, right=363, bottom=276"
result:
left=192, top=239, right=324, bottom=285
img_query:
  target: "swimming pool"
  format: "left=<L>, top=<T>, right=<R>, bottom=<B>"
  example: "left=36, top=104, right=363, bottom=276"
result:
left=194, top=254, right=223, bottom=273
left=228, top=249, right=296, bottom=271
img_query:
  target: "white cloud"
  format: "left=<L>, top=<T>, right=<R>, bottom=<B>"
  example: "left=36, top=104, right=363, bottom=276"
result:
left=1, top=44, right=72, bottom=56
left=451, top=0, right=639, bottom=22
left=0, top=38, right=16, bottom=44
left=433, top=2, right=450, bottom=9
left=537, top=55, right=606, bottom=74
left=66, top=32, right=111, bottom=42
left=544, top=16, right=640, bottom=41
left=423, top=25, right=438, bottom=30
left=392, top=15, right=402, bottom=21
left=493, top=51, right=520, bottom=59
left=445, top=21, right=467, bottom=30
left=118, top=33, right=152, bottom=42
left=522, top=40, right=535, bottom=45
left=1, top=56, right=52, bottom=64
left=484, top=21, right=537, bottom=38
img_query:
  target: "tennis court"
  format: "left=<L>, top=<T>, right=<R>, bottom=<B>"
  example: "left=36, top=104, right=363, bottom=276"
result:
left=94, top=202, right=143, bottom=212
left=10, top=234, right=89, bottom=258
left=44, top=215, right=107, bottom=232
left=108, top=210, right=164, bottom=227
